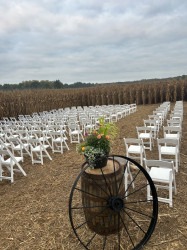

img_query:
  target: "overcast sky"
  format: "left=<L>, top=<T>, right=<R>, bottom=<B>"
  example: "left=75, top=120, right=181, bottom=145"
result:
left=0, top=0, right=187, bottom=85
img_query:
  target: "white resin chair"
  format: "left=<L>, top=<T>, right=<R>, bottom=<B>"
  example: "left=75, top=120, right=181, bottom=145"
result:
left=167, top=119, right=181, bottom=129
left=163, top=126, right=181, bottom=142
left=157, top=138, right=179, bottom=172
left=108, top=155, right=130, bottom=195
left=0, top=139, right=26, bottom=183
left=136, top=126, right=153, bottom=151
left=68, top=123, right=84, bottom=143
left=123, top=138, right=146, bottom=193
left=49, top=130, right=69, bottom=154
left=143, top=119, right=158, bottom=139
left=28, top=138, right=52, bottom=165
left=148, top=115, right=162, bottom=132
left=144, top=159, right=176, bottom=207
left=124, top=138, right=146, bottom=166
left=32, top=130, right=52, bottom=149
left=6, top=136, right=31, bottom=161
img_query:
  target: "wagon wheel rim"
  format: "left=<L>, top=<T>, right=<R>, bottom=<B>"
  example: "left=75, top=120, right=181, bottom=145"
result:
left=69, top=155, right=158, bottom=250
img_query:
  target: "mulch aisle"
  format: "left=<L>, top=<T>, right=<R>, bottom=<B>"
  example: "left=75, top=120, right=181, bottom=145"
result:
left=0, top=103, right=186, bottom=250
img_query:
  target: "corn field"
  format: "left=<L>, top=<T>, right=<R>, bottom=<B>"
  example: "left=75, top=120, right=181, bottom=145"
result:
left=0, top=80, right=186, bottom=119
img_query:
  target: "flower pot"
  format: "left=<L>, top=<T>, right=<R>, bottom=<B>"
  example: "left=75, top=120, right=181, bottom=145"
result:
left=92, top=155, right=108, bottom=169
left=85, top=154, right=108, bottom=169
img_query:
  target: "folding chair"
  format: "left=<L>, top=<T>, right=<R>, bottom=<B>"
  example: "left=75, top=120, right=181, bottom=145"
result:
left=28, top=138, right=52, bottom=165
left=32, top=130, right=52, bottom=149
left=79, top=118, right=95, bottom=135
left=0, top=139, right=26, bottom=183
left=144, top=119, right=158, bottom=139
left=157, top=138, right=179, bottom=172
left=144, top=159, right=176, bottom=207
left=123, top=138, right=146, bottom=193
left=167, top=119, right=181, bottom=129
left=148, top=115, right=162, bottom=131
left=163, top=126, right=181, bottom=142
left=124, top=138, right=146, bottom=166
left=49, top=130, right=69, bottom=154
left=68, top=123, right=84, bottom=143
left=136, top=126, right=153, bottom=150
left=6, top=136, right=31, bottom=161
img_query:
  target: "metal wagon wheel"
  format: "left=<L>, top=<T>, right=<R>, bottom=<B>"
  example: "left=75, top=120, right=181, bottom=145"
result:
left=69, top=155, right=158, bottom=250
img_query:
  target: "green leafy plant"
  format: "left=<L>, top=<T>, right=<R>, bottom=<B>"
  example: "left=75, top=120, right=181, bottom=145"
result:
left=77, top=117, right=118, bottom=168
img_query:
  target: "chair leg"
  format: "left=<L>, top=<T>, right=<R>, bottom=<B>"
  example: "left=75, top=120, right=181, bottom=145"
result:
left=64, top=140, right=69, bottom=150
left=39, top=149, right=43, bottom=165
left=175, top=154, right=178, bottom=172
left=128, top=165, right=135, bottom=188
left=140, top=154, right=143, bottom=166
left=0, top=165, right=3, bottom=181
left=10, top=164, right=14, bottom=183
left=124, top=171, right=128, bottom=198
left=44, top=149, right=52, bottom=161
left=31, top=152, right=34, bottom=164
left=147, top=182, right=151, bottom=201
left=169, top=181, right=173, bottom=207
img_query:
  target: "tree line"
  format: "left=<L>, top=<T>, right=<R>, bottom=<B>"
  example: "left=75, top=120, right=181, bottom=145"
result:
left=0, top=75, right=186, bottom=91
left=0, top=80, right=95, bottom=91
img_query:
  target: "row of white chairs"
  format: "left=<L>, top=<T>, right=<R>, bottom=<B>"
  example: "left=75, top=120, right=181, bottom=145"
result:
left=1, top=104, right=137, bottom=145
left=123, top=101, right=183, bottom=207
left=0, top=104, right=137, bottom=183
left=146, top=101, right=183, bottom=207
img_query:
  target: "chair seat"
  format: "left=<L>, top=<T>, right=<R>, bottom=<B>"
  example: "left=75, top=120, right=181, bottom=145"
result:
left=57, top=129, right=66, bottom=133
left=149, top=167, right=173, bottom=182
left=165, top=134, right=179, bottom=139
left=85, top=125, right=94, bottom=129
left=38, top=137, right=45, bottom=141
left=22, top=135, right=34, bottom=140
left=128, top=145, right=142, bottom=153
left=53, top=137, right=66, bottom=142
left=14, top=144, right=22, bottom=150
left=13, top=143, right=29, bottom=149
left=71, top=130, right=82, bottom=135
left=160, top=146, right=177, bottom=155
left=2, top=156, right=23, bottom=165
left=2, top=143, right=11, bottom=147
left=32, top=145, right=49, bottom=152
left=11, top=134, right=19, bottom=138
left=139, top=133, right=151, bottom=139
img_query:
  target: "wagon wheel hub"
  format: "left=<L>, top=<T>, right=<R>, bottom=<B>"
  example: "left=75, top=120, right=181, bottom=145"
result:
left=108, top=196, right=124, bottom=212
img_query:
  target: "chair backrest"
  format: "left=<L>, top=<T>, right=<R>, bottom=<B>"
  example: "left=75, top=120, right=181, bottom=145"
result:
left=124, top=138, right=144, bottom=152
left=49, top=130, right=64, bottom=138
left=124, top=138, right=143, bottom=145
left=68, top=123, right=80, bottom=131
left=167, top=119, right=181, bottom=128
left=136, top=126, right=152, bottom=133
left=163, top=126, right=181, bottom=138
left=157, top=138, right=179, bottom=147
left=144, top=119, right=157, bottom=127
left=144, top=159, right=174, bottom=170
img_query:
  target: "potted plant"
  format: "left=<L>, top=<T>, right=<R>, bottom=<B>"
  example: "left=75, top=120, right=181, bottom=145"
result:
left=77, top=117, right=118, bottom=169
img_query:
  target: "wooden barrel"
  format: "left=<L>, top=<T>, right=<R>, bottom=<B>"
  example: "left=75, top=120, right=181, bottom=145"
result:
left=81, top=159, right=125, bottom=236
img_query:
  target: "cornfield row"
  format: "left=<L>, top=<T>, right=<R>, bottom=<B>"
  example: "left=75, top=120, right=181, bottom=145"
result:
left=0, top=80, right=186, bottom=119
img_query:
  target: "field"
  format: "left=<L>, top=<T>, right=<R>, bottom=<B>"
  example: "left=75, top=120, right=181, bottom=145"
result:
left=0, top=80, right=187, bottom=119
left=0, top=102, right=187, bottom=250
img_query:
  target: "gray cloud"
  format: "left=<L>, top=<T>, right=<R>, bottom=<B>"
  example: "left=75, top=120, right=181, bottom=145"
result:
left=0, top=0, right=187, bottom=84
